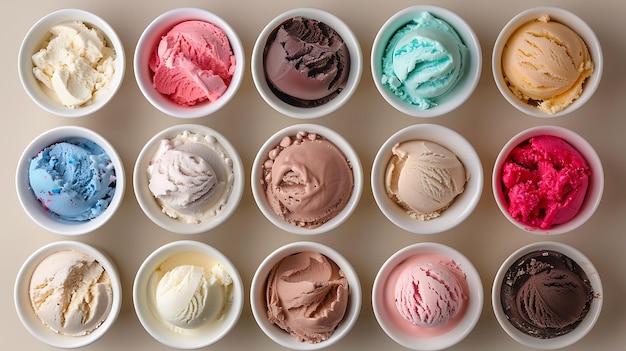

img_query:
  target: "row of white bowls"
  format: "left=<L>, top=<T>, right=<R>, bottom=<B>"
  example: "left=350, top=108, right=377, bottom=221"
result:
left=14, top=238, right=602, bottom=350
left=18, top=6, right=602, bottom=119
left=15, top=122, right=604, bottom=237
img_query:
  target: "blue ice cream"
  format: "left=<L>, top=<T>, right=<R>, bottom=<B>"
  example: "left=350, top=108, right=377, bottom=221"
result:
left=381, top=11, right=467, bottom=109
left=28, top=138, right=116, bottom=221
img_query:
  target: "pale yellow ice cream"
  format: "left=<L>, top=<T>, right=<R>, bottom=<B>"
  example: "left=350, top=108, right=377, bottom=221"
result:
left=502, top=15, right=593, bottom=114
left=152, top=252, right=233, bottom=332
left=32, top=21, right=116, bottom=108
left=385, top=140, right=468, bottom=220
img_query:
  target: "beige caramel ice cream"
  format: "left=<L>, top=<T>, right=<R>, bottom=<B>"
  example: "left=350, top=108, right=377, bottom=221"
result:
left=147, top=130, right=235, bottom=224
left=266, top=251, right=349, bottom=343
left=261, top=131, right=353, bottom=228
left=32, top=21, right=116, bottom=108
left=502, top=15, right=593, bottom=114
left=385, top=140, right=468, bottom=220
left=29, top=250, right=113, bottom=336
left=153, top=252, right=233, bottom=332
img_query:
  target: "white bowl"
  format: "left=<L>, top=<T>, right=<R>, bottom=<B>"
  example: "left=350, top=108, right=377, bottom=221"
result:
left=371, top=5, right=482, bottom=117
left=250, top=241, right=361, bottom=350
left=15, top=126, right=125, bottom=235
left=14, top=241, right=122, bottom=348
left=372, top=242, right=483, bottom=350
left=251, top=8, right=363, bottom=118
left=251, top=123, right=363, bottom=235
left=492, top=126, right=604, bottom=234
left=134, top=7, right=244, bottom=118
left=371, top=124, right=483, bottom=234
left=492, top=6, right=603, bottom=117
left=18, top=9, right=125, bottom=117
left=492, top=241, right=603, bottom=349
left=133, top=240, right=244, bottom=349
left=133, top=124, right=244, bottom=234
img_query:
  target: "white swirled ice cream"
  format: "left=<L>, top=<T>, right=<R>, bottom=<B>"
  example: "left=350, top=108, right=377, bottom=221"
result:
left=385, top=140, right=468, bottom=220
left=147, top=130, right=235, bottom=224
left=152, top=252, right=233, bottom=331
left=381, top=11, right=467, bottom=109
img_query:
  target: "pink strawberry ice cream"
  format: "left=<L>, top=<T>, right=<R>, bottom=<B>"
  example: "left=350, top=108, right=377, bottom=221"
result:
left=383, top=252, right=469, bottom=337
left=150, top=20, right=235, bottom=106
left=500, top=135, right=590, bottom=230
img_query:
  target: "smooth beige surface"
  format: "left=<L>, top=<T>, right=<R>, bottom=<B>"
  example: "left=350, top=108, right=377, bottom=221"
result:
left=2, top=0, right=624, bottom=350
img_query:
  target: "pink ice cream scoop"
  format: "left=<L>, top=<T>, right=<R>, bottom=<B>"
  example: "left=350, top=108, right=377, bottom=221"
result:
left=150, top=20, right=235, bottom=106
left=501, top=135, right=590, bottom=229
left=394, top=262, right=466, bottom=328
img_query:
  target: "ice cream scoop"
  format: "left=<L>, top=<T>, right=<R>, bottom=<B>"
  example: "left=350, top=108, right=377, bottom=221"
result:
left=500, top=135, right=590, bottom=229
left=385, top=140, right=468, bottom=220
left=147, top=130, right=235, bottom=224
left=381, top=11, right=467, bottom=110
left=29, top=250, right=113, bottom=336
left=155, top=264, right=232, bottom=329
left=28, top=137, right=116, bottom=222
left=502, top=15, right=593, bottom=114
left=261, top=131, right=354, bottom=228
left=150, top=20, right=235, bottom=106
left=395, top=262, right=466, bottom=328
left=32, top=21, right=116, bottom=108
left=263, top=16, right=350, bottom=107
left=500, top=249, right=593, bottom=338
left=266, top=251, right=349, bottom=343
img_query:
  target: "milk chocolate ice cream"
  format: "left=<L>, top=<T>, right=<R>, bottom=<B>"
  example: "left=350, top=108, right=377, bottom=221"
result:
left=263, top=16, right=350, bottom=107
left=266, top=251, right=349, bottom=343
left=29, top=250, right=113, bottom=336
left=502, top=15, right=593, bottom=114
left=385, top=140, right=468, bottom=220
left=500, top=249, right=593, bottom=338
left=261, top=131, right=354, bottom=228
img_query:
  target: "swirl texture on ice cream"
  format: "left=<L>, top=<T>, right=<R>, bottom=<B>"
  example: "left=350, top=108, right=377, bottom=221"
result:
left=381, top=11, right=467, bottom=109
left=28, top=137, right=116, bottom=221
left=147, top=130, right=235, bottom=224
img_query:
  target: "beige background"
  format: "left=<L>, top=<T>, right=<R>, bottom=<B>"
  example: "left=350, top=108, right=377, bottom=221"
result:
left=2, top=0, right=625, bottom=350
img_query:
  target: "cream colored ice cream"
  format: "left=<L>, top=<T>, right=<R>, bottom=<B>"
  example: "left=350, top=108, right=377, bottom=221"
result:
left=29, top=250, right=113, bottom=336
left=385, top=140, right=467, bottom=220
left=32, top=21, right=116, bottom=108
left=153, top=252, right=233, bottom=332
left=502, top=15, right=593, bottom=114
left=147, top=130, right=235, bottom=224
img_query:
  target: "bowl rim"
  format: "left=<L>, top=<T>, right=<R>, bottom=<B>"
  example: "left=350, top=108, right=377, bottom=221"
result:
left=15, top=125, right=126, bottom=235
left=371, top=123, right=483, bottom=234
left=491, top=241, right=603, bottom=349
left=251, top=7, right=363, bottom=119
left=370, top=5, right=482, bottom=118
left=491, top=125, right=604, bottom=235
left=491, top=6, right=603, bottom=118
left=18, top=8, right=126, bottom=118
left=132, top=240, right=244, bottom=349
left=133, top=7, right=245, bottom=118
left=133, top=123, right=244, bottom=234
left=371, top=242, right=483, bottom=350
left=14, top=240, right=122, bottom=348
left=249, top=241, right=362, bottom=350
left=250, top=123, right=363, bottom=235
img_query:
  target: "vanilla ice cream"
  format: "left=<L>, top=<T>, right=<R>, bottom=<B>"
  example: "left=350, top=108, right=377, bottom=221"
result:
left=29, top=250, right=113, bottom=336
left=32, top=21, right=116, bottom=108
left=153, top=252, right=233, bottom=331
left=385, top=140, right=468, bottom=220
left=502, top=15, right=593, bottom=114
left=147, top=130, right=235, bottom=224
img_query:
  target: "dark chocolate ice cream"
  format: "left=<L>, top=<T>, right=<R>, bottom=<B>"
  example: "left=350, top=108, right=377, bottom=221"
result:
left=500, top=249, right=593, bottom=339
left=263, top=16, right=350, bottom=108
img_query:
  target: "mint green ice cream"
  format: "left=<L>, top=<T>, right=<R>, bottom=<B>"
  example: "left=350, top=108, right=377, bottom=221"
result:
left=381, top=12, right=467, bottom=110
